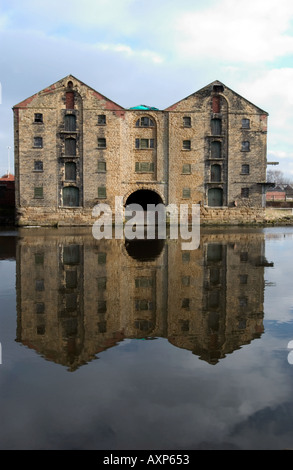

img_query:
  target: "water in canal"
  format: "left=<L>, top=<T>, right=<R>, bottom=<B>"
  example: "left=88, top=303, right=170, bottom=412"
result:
left=1, top=225, right=293, bottom=450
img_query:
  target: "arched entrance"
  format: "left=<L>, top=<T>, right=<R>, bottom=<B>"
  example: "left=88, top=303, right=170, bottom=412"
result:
left=125, top=189, right=163, bottom=210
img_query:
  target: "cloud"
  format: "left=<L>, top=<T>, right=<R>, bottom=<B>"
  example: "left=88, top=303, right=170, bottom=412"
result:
left=174, top=0, right=293, bottom=63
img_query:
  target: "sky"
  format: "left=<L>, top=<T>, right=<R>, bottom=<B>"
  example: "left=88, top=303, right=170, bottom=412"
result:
left=1, top=0, right=293, bottom=178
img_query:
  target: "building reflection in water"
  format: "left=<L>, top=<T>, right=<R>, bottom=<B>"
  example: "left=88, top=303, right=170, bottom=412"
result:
left=15, top=228, right=269, bottom=370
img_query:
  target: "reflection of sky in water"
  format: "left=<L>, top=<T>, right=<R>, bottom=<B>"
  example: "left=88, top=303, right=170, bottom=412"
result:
left=1, top=228, right=293, bottom=449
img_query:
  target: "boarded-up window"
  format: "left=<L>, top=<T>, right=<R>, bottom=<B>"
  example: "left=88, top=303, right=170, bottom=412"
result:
left=97, top=161, right=106, bottom=172
left=65, top=138, right=76, bottom=156
left=64, top=114, right=76, bottom=131
left=241, top=187, right=249, bottom=198
left=208, top=188, right=223, bottom=206
left=135, top=162, right=154, bottom=172
left=34, top=186, right=43, bottom=198
left=66, top=92, right=74, bottom=109
left=98, top=186, right=107, bottom=198
left=182, top=187, right=191, bottom=198
left=241, top=164, right=250, bottom=174
left=211, top=118, right=222, bottom=135
left=211, top=164, right=221, bottom=182
left=62, top=186, right=79, bottom=206
left=211, top=141, right=221, bottom=158
left=65, top=162, right=76, bottom=181
left=182, top=164, right=191, bottom=174
left=212, top=96, right=221, bottom=113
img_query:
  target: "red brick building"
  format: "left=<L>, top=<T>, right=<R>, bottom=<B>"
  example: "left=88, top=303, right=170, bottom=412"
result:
left=0, top=174, right=15, bottom=207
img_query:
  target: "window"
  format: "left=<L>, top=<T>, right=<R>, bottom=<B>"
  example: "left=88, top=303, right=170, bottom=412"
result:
left=64, top=114, right=76, bottom=131
left=135, top=117, right=154, bottom=127
left=211, top=164, right=221, bottom=182
left=34, top=186, right=43, bottom=199
left=239, top=274, right=248, bottom=284
left=98, top=301, right=107, bottom=314
left=135, top=162, right=154, bottom=173
left=182, top=187, right=191, bottom=198
left=98, top=115, right=106, bottom=125
left=65, top=138, right=76, bottom=156
left=36, top=303, right=45, bottom=314
left=182, top=252, right=190, bottom=262
left=182, top=164, right=191, bottom=174
left=135, top=277, right=153, bottom=288
left=181, top=276, right=190, bottom=287
left=62, top=186, right=79, bottom=206
left=34, top=137, right=43, bottom=148
left=66, top=270, right=78, bottom=289
left=241, top=164, right=250, bottom=174
left=98, top=186, right=107, bottom=198
left=135, top=300, right=154, bottom=311
left=65, top=162, right=76, bottom=181
left=242, top=118, right=250, bottom=129
left=183, top=116, right=191, bottom=127
left=98, top=252, right=107, bottom=264
left=66, top=91, right=74, bottom=109
left=98, top=277, right=107, bottom=290
left=211, top=118, right=222, bottom=135
left=241, top=187, right=249, bottom=198
left=35, top=253, right=44, bottom=265
left=97, top=161, right=106, bottom=172
left=240, top=252, right=248, bottom=262
left=242, top=141, right=250, bottom=151
left=35, top=279, right=44, bottom=291
left=34, top=113, right=43, bottom=123
left=183, top=140, right=191, bottom=150
left=98, top=138, right=106, bottom=149
left=211, top=141, right=221, bottom=159
left=135, top=138, right=154, bottom=149
left=34, top=160, right=43, bottom=172
left=181, top=298, right=190, bottom=309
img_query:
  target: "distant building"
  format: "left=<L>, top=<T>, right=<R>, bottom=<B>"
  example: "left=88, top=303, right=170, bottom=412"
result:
left=0, top=174, right=15, bottom=207
left=13, top=75, right=268, bottom=226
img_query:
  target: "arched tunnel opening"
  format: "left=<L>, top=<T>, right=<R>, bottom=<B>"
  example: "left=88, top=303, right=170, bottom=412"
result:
left=125, top=189, right=163, bottom=211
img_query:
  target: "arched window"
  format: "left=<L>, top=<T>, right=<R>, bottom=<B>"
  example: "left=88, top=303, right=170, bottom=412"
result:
left=65, top=114, right=76, bottom=131
left=211, top=141, right=221, bottom=158
left=65, top=162, right=76, bottom=181
left=65, top=138, right=76, bottom=156
left=62, top=186, right=79, bottom=207
left=135, top=117, right=155, bottom=127
left=211, top=164, right=221, bottom=182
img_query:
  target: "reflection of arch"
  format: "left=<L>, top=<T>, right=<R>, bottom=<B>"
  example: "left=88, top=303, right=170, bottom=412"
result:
left=125, top=189, right=164, bottom=210
left=125, top=239, right=165, bottom=262
left=208, top=188, right=223, bottom=207
left=63, top=186, right=79, bottom=207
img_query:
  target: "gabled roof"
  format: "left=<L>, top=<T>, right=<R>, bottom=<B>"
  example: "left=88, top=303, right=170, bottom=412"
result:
left=13, top=74, right=125, bottom=110
left=165, top=80, right=268, bottom=115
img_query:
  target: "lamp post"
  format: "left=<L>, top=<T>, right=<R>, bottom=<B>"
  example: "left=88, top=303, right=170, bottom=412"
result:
left=7, top=146, right=11, bottom=176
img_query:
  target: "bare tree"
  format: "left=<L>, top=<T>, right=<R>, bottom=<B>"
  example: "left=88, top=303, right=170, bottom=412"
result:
left=266, top=169, right=293, bottom=185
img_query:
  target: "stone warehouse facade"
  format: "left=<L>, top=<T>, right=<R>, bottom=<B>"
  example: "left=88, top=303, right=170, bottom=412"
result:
left=13, top=75, right=268, bottom=226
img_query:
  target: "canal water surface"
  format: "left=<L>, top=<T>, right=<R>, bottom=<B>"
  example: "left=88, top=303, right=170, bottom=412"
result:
left=1, top=225, right=293, bottom=450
